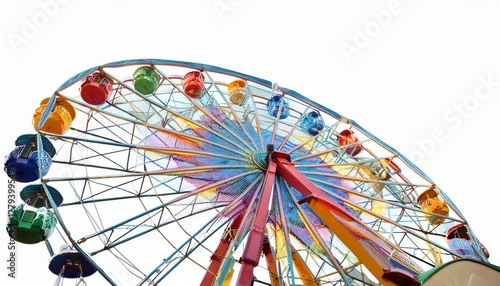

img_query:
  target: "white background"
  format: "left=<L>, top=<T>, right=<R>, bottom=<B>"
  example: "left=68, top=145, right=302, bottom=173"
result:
left=1, top=0, right=499, bottom=285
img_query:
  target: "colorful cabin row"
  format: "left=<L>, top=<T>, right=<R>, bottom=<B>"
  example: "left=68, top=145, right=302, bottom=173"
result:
left=6, top=203, right=57, bottom=244
left=338, top=129, right=363, bottom=156
left=417, top=186, right=449, bottom=225
left=446, top=223, right=489, bottom=260
left=131, top=67, right=208, bottom=98
left=80, top=70, right=251, bottom=106
left=49, top=245, right=97, bottom=278
left=4, top=134, right=55, bottom=183
left=299, top=110, right=325, bottom=136
left=33, top=96, right=76, bottom=135
left=80, top=72, right=114, bottom=105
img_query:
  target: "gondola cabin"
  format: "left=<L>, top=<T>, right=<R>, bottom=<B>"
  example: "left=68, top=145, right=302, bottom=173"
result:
left=360, top=164, right=387, bottom=193
left=4, top=134, right=55, bottom=182
left=4, top=147, right=52, bottom=183
left=33, top=96, right=75, bottom=135
left=183, top=71, right=205, bottom=98
left=337, top=129, right=363, bottom=156
left=380, top=158, right=401, bottom=177
left=20, top=184, right=63, bottom=208
left=49, top=245, right=97, bottom=279
left=6, top=204, right=57, bottom=244
left=227, top=79, right=248, bottom=105
left=446, top=223, right=489, bottom=260
left=372, top=160, right=390, bottom=181
left=417, top=187, right=449, bottom=225
left=299, top=110, right=325, bottom=136
left=266, top=95, right=290, bottom=119
left=133, top=66, right=160, bottom=95
left=80, top=72, right=114, bottom=105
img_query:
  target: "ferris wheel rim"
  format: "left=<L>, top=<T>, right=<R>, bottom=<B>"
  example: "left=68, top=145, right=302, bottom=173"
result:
left=7, top=57, right=485, bottom=285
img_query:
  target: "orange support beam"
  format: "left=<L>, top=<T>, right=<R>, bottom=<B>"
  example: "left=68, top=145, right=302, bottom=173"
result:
left=290, top=244, right=319, bottom=286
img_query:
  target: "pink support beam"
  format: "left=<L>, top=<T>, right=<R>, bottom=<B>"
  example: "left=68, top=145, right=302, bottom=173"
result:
left=236, top=159, right=277, bottom=286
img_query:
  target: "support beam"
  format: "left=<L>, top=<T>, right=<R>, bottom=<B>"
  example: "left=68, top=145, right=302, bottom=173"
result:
left=236, top=160, right=277, bottom=285
left=272, top=151, right=421, bottom=286
left=290, top=244, right=319, bottom=286
left=262, top=236, right=280, bottom=286
left=200, top=214, right=244, bottom=286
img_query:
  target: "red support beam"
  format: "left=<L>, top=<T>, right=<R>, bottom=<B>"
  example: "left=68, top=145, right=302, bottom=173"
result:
left=200, top=214, right=244, bottom=286
left=236, top=160, right=277, bottom=286
left=262, top=236, right=280, bottom=286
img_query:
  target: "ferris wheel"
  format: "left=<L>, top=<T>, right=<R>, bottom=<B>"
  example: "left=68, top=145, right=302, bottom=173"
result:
left=4, top=59, right=494, bottom=285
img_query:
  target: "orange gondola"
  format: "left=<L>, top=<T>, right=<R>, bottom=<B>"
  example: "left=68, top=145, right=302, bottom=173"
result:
left=417, top=186, right=449, bottom=225
left=227, top=79, right=248, bottom=105
left=33, top=96, right=75, bottom=135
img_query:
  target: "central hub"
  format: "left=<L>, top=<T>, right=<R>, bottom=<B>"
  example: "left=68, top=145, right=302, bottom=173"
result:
left=251, top=151, right=268, bottom=170
left=250, top=145, right=292, bottom=170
